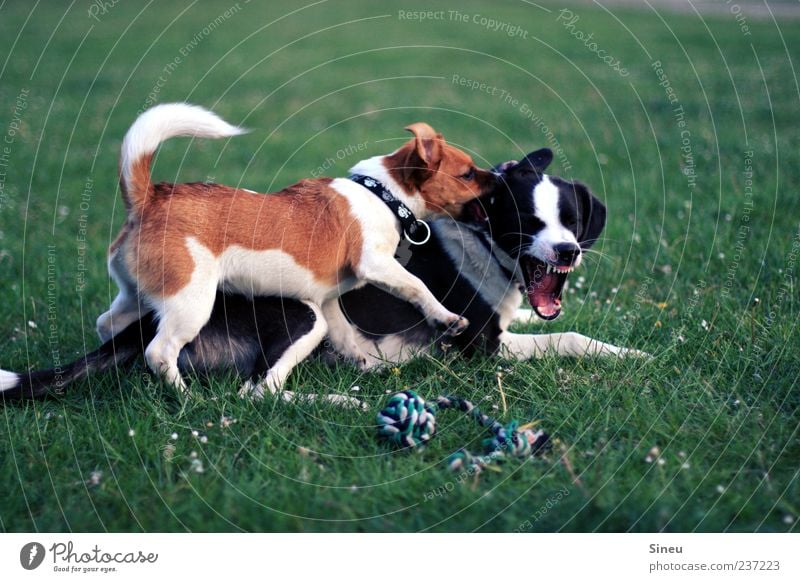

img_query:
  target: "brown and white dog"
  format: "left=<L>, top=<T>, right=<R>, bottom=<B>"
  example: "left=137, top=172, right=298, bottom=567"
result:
left=97, top=103, right=496, bottom=394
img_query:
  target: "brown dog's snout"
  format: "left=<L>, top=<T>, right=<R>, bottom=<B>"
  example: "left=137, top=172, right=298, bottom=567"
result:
left=475, top=168, right=499, bottom=192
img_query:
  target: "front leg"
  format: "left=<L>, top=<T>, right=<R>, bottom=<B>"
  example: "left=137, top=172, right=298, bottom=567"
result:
left=97, top=290, right=148, bottom=342
left=239, top=380, right=366, bottom=409
left=499, top=331, right=651, bottom=359
left=239, top=300, right=329, bottom=398
left=510, top=308, right=546, bottom=326
left=357, top=253, right=468, bottom=336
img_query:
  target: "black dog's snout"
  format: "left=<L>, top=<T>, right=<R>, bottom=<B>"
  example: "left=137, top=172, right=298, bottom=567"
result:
left=554, top=243, right=581, bottom=265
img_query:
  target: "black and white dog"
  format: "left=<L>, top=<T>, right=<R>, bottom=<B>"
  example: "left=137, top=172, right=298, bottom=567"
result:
left=0, top=148, right=643, bottom=401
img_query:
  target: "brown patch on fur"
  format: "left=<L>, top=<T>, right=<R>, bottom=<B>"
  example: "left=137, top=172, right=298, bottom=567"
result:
left=404, top=122, right=443, bottom=169
left=108, top=219, right=132, bottom=254
left=387, top=125, right=496, bottom=217
left=121, top=178, right=364, bottom=297
left=121, top=154, right=154, bottom=215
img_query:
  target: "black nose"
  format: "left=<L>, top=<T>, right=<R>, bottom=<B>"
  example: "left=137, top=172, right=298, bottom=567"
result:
left=554, top=243, right=581, bottom=266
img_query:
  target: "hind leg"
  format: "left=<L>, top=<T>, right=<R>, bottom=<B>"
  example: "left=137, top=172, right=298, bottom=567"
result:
left=96, top=289, right=146, bottom=342
left=239, top=302, right=365, bottom=409
left=97, top=248, right=149, bottom=341
left=239, top=301, right=328, bottom=399
left=280, top=391, right=367, bottom=409
left=144, top=279, right=218, bottom=394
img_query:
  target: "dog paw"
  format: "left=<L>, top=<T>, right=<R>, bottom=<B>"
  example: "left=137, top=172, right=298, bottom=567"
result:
left=173, top=377, right=191, bottom=397
left=442, top=316, right=469, bottom=337
left=326, top=394, right=369, bottom=410
left=238, top=380, right=261, bottom=400
left=331, top=341, right=372, bottom=371
left=341, top=352, right=372, bottom=372
left=96, top=314, right=114, bottom=342
left=622, top=348, right=653, bottom=360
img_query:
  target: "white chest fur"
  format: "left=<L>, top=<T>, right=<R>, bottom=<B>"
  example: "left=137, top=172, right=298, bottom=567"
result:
left=329, top=178, right=403, bottom=255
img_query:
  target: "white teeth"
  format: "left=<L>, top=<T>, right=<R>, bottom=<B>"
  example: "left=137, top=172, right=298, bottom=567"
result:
left=543, top=263, right=576, bottom=274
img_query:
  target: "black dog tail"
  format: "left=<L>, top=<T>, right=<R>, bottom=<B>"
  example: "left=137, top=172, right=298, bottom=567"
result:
left=0, top=316, right=156, bottom=400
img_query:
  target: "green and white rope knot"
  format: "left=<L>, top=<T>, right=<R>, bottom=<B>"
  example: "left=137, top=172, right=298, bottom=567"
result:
left=376, top=390, right=549, bottom=471
left=375, top=390, right=436, bottom=448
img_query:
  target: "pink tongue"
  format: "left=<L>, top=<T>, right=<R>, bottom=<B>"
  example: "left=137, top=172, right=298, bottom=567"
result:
left=527, top=272, right=561, bottom=317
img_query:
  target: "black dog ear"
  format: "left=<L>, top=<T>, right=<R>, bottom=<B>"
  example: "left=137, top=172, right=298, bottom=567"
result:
left=515, top=148, right=553, bottom=174
left=574, top=182, right=606, bottom=249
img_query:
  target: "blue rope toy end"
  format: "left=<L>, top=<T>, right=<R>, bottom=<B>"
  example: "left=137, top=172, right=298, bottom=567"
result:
left=376, top=389, right=550, bottom=472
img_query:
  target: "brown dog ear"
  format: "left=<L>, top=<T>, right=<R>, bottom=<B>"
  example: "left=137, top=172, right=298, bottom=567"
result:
left=405, top=122, right=444, bottom=170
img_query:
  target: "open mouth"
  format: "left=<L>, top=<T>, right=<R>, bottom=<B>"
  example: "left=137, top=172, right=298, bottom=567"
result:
left=520, top=256, right=573, bottom=320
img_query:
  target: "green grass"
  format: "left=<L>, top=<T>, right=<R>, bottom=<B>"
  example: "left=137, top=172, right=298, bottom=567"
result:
left=0, top=0, right=798, bottom=532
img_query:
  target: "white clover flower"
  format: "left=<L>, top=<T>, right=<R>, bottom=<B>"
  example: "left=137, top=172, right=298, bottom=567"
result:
left=86, top=470, right=103, bottom=486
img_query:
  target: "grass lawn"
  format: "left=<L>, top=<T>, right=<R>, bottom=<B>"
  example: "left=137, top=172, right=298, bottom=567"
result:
left=0, top=0, right=798, bottom=532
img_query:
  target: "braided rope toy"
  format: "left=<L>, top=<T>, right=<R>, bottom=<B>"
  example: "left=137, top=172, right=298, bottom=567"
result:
left=376, top=390, right=550, bottom=472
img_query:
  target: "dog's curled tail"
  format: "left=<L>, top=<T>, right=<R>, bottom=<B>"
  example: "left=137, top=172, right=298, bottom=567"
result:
left=120, top=103, right=247, bottom=215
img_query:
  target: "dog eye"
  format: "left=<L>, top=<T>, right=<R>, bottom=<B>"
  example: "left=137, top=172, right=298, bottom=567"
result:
left=461, top=168, right=475, bottom=180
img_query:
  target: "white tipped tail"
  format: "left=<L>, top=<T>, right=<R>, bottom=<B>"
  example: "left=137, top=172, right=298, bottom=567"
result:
left=120, top=103, right=247, bottom=215
left=0, top=370, right=20, bottom=392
